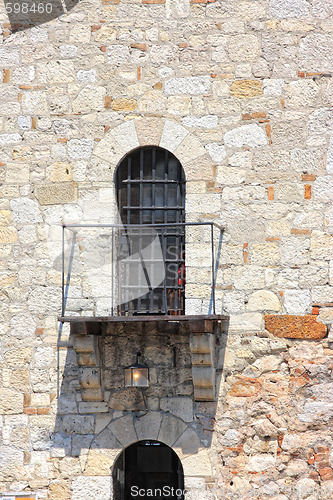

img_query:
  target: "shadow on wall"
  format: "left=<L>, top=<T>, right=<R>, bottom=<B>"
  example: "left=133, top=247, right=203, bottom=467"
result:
left=4, top=0, right=79, bottom=33
left=51, top=318, right=229, bottom=497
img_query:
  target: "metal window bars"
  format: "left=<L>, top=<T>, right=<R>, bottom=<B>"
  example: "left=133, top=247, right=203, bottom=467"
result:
left=61, top=222, right=223, bottom=319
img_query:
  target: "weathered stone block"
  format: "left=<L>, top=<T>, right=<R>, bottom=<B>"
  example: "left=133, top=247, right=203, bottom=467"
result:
left=158, top=414, right=187, bottom=446
left=245, top=453, right=276, bottom=472
left=229, top=378, right=262, bottom=397
left=62, top=415, right=95, bottom=434
left=134, top=411, right=162, bottom=441
left=72, top=85, right=106, bottom=113
left=111, top=98, right=137, bottom=112
left=108, top=388, right=145, bottom=411
left=109, top=414, right=137, bottom=447
left=247, top=290, right=281, bottom=312
left=224, top=124, right=268, bottom=148
left=36, top=183, right=78, bottom=205
left=228, top=35, right=259, bottom=62
left=72, top=476, right=111, bottom=500
left=0, top=227, right=17, bottom=243
left=299, top=35, right=333, bottom=72
left=165, top=76, right=211, bottom=95
left=265, top=315, right=327, bottom=339
left=10, top=198, right=42, bottom=223
left=230, top=80, right=263, bottom=99
left=160, top=397, right=194, bottom=422
left=0, top=388, right=24, bottom=414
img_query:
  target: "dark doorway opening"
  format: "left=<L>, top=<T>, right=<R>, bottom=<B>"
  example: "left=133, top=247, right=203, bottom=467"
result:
left=113, top=440, right=184, bottom=500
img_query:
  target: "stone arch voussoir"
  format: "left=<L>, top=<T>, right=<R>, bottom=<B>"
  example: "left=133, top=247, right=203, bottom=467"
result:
left=92, top=118, right=212, bottom=183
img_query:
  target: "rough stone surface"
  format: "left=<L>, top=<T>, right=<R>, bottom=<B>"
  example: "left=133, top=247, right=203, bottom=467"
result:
left=230, top=80, right=263, bottom=99
left=265, top=315, right=327, bottom=339
left=247, top=290, right=281, bottom=312
left=0, top=1, right=333, bottom=498
left=224, top=124, right=268, bottom=148
left=36, top=183, right=78, bottom=205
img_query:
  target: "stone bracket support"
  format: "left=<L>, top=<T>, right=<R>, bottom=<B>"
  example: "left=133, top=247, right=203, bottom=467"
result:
left=190, top=332, right=216, bottom=402
left=66, top=317, right=224, bottom=404
left=73, top=333, right=103, bottom=402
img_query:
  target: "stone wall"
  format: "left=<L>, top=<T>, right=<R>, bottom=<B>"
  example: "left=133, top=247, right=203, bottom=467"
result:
left=0, top=0, right=333, bottom=498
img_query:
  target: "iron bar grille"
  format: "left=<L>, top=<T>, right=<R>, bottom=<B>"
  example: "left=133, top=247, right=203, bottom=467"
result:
left=116, top=146, right=186, bottom=315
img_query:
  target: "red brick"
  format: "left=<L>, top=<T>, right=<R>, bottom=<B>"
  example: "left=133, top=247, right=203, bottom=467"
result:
left=302, top=174, right=316, bottom=181
left=104, top=96, right=112, bottom=109
left=312, top=306, right=320, bottom=315
left=305, top=184, right=311, bottom=199
left=266, top=123, right=271, bottom=138
left=291, top=228, right=311, bottom=235
left=242, top=113, right=252, bottom=120
left=3, top=69, right=10, bottom=83
left=24, top=408, right=37, bottom=415
left=243, top=243, right=249, bottom=264
left=298, top=71, right=305, bottom=78
left=252, top=112, right=266, bottom=119
left=37, top=408, right=50, bottom=415
left=318, top=467, right=333, bottom=481
left=267, top=186, right=274, bottom=200
left=131, top=43, right=147, bottom=51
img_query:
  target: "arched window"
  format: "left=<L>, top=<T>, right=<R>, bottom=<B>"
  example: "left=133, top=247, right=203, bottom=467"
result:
left=115, top=146, right=185, bottom=315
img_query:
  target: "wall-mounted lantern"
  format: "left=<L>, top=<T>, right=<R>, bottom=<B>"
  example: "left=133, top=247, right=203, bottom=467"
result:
left=124, top=352, right=149, bottom=388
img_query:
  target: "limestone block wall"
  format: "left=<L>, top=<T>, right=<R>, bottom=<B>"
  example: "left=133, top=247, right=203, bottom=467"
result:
left=0, top=0, right=333, bottom=498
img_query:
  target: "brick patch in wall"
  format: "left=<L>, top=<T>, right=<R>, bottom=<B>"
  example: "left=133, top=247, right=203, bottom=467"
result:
left=264, top=315, right=327, bottom=340
left=305, top=184, right=312, bottom=199
left=302, top=174, right=316, bottom=181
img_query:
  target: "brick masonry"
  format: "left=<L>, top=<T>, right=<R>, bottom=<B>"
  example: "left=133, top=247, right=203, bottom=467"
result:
left=0, top=0, right=333, bottom=499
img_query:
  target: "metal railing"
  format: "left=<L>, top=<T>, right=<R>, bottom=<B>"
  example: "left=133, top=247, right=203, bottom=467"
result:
left=61, top=222, right=224, bottom=318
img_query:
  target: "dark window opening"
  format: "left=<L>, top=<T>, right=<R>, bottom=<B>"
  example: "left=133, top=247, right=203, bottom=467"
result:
left=113, top=440, right=184, bottom=500
left=116, top=146, right=186, bottom=315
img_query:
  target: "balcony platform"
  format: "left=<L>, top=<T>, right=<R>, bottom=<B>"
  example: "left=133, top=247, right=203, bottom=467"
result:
left=58, top=314, right=229, bottom=336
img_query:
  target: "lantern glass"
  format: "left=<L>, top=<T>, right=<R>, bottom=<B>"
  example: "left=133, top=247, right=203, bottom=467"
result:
left=124, top=365, right=149, bottom=388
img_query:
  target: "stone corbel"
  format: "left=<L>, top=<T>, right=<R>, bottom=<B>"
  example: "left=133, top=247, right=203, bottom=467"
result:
left=190, top=332, right=216, bottom=402
left=72, top=333, right=103, bottom=402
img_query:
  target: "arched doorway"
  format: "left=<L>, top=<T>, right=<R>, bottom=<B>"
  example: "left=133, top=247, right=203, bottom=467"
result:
left=113, top=440, right=184, bottom=500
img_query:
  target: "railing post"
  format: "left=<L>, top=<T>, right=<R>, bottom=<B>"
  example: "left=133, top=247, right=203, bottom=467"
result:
left=111, top=226, right=114, bottom=316
left=211, top=224, right=216, bottom=315
left=61, top=225, right=65, bottom=317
